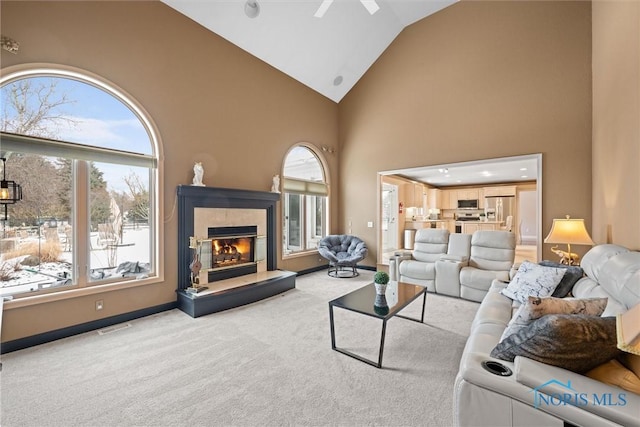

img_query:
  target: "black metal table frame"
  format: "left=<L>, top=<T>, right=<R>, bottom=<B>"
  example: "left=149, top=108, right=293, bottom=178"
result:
left=329, top=285, right=427, bottom=368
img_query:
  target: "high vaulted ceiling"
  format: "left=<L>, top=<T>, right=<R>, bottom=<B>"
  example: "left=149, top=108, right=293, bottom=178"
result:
left=161, top=0, right=457, bottom=102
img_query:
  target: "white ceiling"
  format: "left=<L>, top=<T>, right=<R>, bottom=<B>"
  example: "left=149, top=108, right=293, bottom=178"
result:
left=382, top=156, right=540, bottom=188
left=161, top=0, right=457, bottom=102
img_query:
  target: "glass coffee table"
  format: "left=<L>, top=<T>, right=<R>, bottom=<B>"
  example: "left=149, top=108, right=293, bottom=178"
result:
left=328, top=281, right=427, bottom=368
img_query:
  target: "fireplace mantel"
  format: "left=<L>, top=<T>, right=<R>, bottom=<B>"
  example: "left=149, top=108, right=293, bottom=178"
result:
left=176, top=185, right=295, bottom=317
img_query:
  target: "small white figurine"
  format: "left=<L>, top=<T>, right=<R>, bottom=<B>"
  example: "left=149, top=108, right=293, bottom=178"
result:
left=271, top=174, right=280, bottom=193
left=192, top=162, right=205, bottom=186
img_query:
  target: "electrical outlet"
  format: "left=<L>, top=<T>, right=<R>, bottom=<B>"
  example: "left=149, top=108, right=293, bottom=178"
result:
left=367, top=221, right=374, bottom=228
left=95, top=300, right=104, bottom=311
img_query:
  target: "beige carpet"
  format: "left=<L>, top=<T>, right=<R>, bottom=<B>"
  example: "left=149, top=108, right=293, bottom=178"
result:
left=0, top=270, right=479, bottom=427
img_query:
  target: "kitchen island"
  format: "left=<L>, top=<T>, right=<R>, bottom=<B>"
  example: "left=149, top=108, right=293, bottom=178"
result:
left=457, top=220, right=504, bottom=234
left=404, top=219, right=454, bottom=232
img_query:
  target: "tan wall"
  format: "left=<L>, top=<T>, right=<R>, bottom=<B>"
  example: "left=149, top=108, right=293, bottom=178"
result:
left=0, top=1, right=338, bottom=342
left=592, top=1, right=640, bottom=250
left=338, top=1, right=593, bottom=265
left=4, top=0, right=631, bottom=344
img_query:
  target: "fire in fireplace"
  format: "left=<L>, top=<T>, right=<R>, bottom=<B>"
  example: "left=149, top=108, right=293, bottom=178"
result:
left=204, top=225, right=265, bottom=282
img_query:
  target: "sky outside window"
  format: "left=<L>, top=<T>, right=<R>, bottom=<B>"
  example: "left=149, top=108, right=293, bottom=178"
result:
left=2, top=76, right=151, bottom=192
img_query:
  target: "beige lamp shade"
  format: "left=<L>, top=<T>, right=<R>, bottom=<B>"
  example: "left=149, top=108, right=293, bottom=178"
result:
left=544, top=216, right=595, bottom=246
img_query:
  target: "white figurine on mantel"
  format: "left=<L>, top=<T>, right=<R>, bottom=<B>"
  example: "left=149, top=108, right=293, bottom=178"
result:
left=271, top=174, right=280, bottom=193
left=192, top=162, right=205, bottom=186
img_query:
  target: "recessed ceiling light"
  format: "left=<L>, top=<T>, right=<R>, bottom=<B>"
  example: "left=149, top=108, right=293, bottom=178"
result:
left=244, top=0, right=260, bottom=18
left=481, top=171, right=492, bottom=177
left=521, top=175, right=528, bottom=178
left=520, top=167, right=527, bottom=171
left=333, top=75, right=343, bottom=86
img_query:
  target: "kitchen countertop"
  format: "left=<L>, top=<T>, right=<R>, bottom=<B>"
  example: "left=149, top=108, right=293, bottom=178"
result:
left=405, top=219, right=451, bottom=222
left=455, top=220, right=504, bottom=223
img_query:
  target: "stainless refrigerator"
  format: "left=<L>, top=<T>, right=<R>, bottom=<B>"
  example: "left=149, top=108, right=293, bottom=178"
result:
left=484, top=196, right=514, bottom=223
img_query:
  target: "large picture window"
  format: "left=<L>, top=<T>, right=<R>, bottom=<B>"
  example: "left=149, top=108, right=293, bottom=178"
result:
left=282, top=145, right=328, bottom=256
left=0, top=67, right=161, bottom=298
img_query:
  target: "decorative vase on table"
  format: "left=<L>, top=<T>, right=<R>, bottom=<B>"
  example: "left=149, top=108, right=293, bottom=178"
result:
left=373, top=271, right=390, bottom=295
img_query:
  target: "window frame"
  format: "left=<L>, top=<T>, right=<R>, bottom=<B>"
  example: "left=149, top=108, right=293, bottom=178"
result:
left=281, top=144, right=329, bottom=258
left=0, top=64, right=164, bottom=305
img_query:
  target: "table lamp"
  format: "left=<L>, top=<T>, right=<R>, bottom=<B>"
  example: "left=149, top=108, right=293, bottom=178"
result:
left=544, top=215, right=595, bottom=265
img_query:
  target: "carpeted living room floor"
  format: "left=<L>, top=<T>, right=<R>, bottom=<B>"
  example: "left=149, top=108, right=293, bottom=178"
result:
left=0, top=270, right=480, bottom=427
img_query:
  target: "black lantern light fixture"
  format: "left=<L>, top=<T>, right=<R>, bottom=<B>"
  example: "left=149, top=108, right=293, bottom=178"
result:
left=0, top=157, right=22, bottom=221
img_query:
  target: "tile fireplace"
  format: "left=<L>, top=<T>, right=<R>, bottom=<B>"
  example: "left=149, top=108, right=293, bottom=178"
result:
left=176, top=185, right=296, bottom=317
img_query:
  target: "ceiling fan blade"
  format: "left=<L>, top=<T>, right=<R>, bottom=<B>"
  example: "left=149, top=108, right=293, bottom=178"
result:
left=360, top=0, right=380, bottom=15
left=314, top=0, right=334, bottom=18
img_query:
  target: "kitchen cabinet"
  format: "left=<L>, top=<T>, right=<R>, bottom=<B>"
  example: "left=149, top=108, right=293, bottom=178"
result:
left=406, top=183, right=427, bottom=209
left=457, top=189, right=479, bottom=200
left=461, top=221, right=502, bottom=234
left=462, top=222, right=480, bottom=234
left=442, top=189, right=458, bottom=209
left=403, top=183, right=413, bottom=207
left=483, top=185, right=516, bottom=197
left=427, top=188, right=441, bottom=210
left=478, top=188, right=485, bottom=209
left=445, top=219, right=456, bottom=233
left=415, top=184, right=426, bottom=209
left=441, top=191, right=449, bottom=209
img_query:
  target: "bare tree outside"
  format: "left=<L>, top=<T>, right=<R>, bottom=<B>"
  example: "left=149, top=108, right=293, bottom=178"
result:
left=1, top=78, right=77, bottom=138
left=123, top=172, right=149, bottom=227
left=1, top=78, right=111, bottom=227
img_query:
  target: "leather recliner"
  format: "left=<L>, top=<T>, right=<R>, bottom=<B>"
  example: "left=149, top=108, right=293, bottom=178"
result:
left=458, top=230, right=516, bottom=302
left=395, top=228, right=450, bottom=291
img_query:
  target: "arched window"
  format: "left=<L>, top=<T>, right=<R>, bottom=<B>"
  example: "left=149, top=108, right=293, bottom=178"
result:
left=282, top=145, right=329, bottom=255
left=0, top=66, right=161, bottom=298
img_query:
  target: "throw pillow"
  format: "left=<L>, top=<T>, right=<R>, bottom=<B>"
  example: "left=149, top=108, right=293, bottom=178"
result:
left=499, top=296, right=609, bottom=342
left=539, top=260, right=584, bottom=298
left=586, top=359, right=640, bottom=395
left=490, top=314, right=620, bottom=373
left=500, top=261, right=565, bottom=303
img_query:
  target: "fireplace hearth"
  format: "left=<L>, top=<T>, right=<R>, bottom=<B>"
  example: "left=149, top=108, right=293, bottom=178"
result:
left=176, top=185, right=295, bottom=317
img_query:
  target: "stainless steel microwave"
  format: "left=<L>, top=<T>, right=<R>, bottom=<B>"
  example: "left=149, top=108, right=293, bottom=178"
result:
left=457, top=199, right=479, bottom=209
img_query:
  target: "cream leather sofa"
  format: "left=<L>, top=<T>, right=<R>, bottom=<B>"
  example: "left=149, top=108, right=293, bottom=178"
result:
left=454, top=244, right=640, bottom=427
left=390, top=229, right=516, bottom=302
left=392, top=228, right=449, bottom=291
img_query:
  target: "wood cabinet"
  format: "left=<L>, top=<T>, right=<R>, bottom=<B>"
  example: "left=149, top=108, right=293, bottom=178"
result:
left=405, top=183, right=427, bottom=209
left=442, top=189, right=458, bottom=209
left=483, top=185, right=516, bottom=197
left=427, top=188, right=441, bottom=210
left=461, top=221, right=501, bottom=234
left=478, top=188, right=485, bottom=209
left=445, top=219, right=456, bottom=233
left=457, top=188, right=479, bottom=200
